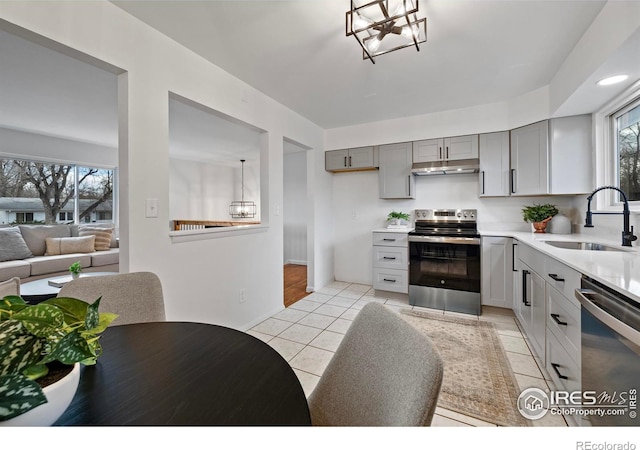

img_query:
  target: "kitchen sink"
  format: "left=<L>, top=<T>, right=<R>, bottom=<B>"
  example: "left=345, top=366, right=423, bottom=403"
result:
left=543, top=240, right=631, bottom=252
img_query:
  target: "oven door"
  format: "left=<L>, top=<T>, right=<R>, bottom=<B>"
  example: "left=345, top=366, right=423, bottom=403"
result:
left=408, top=235, right=481, bottom=314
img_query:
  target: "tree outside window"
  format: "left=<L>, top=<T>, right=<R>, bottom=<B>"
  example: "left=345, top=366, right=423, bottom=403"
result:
left=617, top=102, right=640, bottom=202
left=0, top=158, right=114, bottom=225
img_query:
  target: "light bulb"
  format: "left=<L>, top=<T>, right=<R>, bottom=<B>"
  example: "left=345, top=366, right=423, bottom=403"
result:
left=401, top=24, right=419, bottom=40
left=353, top=13, right=372, bottom=31
left=393, top=0, right=413, bottom=16
left=366, top=36, right=381, bottom=53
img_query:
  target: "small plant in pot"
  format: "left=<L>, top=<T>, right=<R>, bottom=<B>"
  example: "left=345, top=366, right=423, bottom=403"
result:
left=0, top=295, right=117, bottom=424
left=387, top=211, right=411, bottom=228
left=69, top=261, right=82, bottom=279
left=522, top=203, right=559, bottom=233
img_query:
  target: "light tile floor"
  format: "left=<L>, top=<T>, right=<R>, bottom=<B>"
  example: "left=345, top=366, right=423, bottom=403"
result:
left=247, top=281, right=568, bottom=427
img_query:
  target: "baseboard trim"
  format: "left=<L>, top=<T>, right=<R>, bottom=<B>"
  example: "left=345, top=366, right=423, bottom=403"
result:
left=285, top=260, right=307, bottom=266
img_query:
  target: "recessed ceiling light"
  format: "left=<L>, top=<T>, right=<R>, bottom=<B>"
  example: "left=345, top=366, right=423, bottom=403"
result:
left=597, top=75, right=629, bottom=86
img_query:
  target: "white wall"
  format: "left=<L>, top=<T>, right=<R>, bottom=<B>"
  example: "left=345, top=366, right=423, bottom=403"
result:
left=332, top=170, right=578, bottom=284
left=0, top=1, right=330, bottom=330
left=0, top=126, right=117, bottom=167
left=283, top=151, right=307, bottom=265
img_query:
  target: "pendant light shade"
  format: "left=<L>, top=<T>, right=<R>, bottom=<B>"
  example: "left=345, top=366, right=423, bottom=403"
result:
left=229, top=159, right=257, bottom=218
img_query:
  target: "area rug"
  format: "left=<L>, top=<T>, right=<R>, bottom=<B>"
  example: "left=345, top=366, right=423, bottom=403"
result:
left=400, top=310, right=531, bottom=426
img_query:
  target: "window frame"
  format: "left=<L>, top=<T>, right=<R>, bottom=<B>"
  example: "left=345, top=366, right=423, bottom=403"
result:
left=595, top=82, right=640, bottom=212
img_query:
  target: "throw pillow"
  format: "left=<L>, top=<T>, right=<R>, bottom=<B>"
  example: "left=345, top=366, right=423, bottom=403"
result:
left=45, top=235, right=96, bottom=255
left=0, top=227, right=33, bottom=262
left=78, top=227, right=113, bottom=251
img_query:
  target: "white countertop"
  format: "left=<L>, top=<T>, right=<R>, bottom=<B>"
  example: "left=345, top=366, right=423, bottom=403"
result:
left=372, top=227, right=414, bottom=233
left=481, top=230, right=640, bottom=304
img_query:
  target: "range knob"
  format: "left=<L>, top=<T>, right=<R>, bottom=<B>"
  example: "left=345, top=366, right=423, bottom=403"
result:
left=456, top=212, right=462, bottom=218
left=463, top=212, right=468, bottom=218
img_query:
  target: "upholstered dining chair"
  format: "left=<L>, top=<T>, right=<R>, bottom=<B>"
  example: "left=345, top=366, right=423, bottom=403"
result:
left=307, top=302, right=444, bottom=426
left=57, top=272, right=166, bottom=326
left=0, top=277, right=20, bottom=298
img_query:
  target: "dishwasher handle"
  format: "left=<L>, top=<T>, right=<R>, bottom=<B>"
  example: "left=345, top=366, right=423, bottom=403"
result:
left=575, top=288, right=640, bottom=347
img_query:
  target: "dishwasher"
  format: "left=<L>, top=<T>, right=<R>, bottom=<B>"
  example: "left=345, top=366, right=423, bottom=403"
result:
left=575, top=276, right=640, bottom=426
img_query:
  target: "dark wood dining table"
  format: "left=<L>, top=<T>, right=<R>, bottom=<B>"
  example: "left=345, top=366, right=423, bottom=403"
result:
left=54, top=321, right=311, bottom=426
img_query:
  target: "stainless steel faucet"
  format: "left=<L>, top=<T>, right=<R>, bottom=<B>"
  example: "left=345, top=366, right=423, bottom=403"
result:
left=585, top=186, right=637, bottom=247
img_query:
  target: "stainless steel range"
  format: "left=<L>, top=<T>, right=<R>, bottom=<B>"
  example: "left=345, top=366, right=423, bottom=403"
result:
left=408, top=209, right=481, bottom=315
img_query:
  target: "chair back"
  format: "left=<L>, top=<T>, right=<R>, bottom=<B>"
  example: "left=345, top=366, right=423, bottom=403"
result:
left=308, top=302, right=444, bottom=426
left=57, top=272, right=165, bottom=326
left=0, top=277, right=20, bottom=298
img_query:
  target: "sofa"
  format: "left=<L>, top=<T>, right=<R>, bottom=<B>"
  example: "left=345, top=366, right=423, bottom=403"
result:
left=0, top=223, right=119, bottom=282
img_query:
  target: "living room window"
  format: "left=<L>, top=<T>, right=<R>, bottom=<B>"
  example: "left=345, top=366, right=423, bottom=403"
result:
left=0, top=158, right=115, bottom=225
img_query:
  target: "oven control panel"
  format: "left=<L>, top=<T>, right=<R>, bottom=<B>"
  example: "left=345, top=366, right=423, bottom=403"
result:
left=414, top=209, right=477, bottom=222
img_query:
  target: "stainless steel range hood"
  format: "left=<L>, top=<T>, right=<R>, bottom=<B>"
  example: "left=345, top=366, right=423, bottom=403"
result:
left=411, top=158, right=480, bottom=176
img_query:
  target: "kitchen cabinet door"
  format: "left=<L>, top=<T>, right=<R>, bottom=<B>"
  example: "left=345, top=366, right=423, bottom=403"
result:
left=348, top=146, right=377, bottom=170
left=479, top=131, right=510, bottom=197
left=412, top=139, right=443, bottom=163
left=379, top=143, right=415, bottom=199
left=549, top=115, right=592, bottom=194
left=325, top=149, right=349, bottom=171
left=444, top=135, right=478, bottom=161
left=514, top=258, right=533, bottom=335
left=510, top=120, right=549, bottom=196
left=530, top=267, right=546, bottom=363
left=481, top=236, right=513, bottom=308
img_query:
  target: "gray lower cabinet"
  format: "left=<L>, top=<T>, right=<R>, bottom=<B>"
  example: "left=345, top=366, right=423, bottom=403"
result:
left=372, top=231, right=408, bottom=293
left=511, top=239, right=585, bottom=426
left=378, top=143, right=414, bottom=199
left=480, top=236, right=513, bottom=308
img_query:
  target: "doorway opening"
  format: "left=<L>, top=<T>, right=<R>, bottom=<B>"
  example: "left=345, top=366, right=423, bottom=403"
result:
left=283, top=139, right=310, bottom=306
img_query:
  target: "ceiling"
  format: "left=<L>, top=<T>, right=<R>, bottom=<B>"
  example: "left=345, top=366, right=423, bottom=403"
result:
left=112, top=0, right=608, bottom=129
left=3, top=0, right=639, bottom=160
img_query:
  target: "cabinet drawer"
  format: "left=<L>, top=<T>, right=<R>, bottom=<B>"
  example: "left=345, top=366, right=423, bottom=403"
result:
left=372, top=232, right=408, bottom=247
left=546, top=328, right=581, bottom=394
left=373, top=246, right=408, bottom=270
left=372, top=268, right=408, bottom=293
left=545, top=257, right=581, bottom=308
left=518, top=243, right=545, bottom=276
left=547, top=285, right=581, bottom=361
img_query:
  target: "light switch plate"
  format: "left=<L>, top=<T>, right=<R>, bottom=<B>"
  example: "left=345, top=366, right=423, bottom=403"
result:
left=145, top=198, right=158, bottom=218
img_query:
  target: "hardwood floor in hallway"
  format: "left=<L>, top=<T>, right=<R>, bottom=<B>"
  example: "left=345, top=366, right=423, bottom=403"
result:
left=284, top=264, right=309, bottom=307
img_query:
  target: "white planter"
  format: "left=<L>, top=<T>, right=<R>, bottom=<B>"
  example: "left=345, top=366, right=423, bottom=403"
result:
left=1, top=363, right=80, bottom=427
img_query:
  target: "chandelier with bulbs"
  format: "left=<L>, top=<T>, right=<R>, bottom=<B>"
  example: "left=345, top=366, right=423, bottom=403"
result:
left=346, top=0, right=427, bottom=63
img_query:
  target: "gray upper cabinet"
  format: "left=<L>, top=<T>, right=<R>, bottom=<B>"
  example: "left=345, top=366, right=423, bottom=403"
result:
left=413, top=135, right=478, bottom=163
left=510, top=120, right=549, bottom=196
left=325, top=146, right=378, bottom=172
left=479, top=131, right=510, bottom=197
left=510, top=115, right=592, bottom=196
left=379, top=143, right=415, bottom=199
left=549, top=115, right=592, bottom=195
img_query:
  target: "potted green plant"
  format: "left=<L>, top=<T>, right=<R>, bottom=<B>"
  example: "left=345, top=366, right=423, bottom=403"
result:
left=387, top=211, right=411, bottom=228
left=0, top=295, right=117, bottom=425
left=69, top=261, right=82, bottom=279
left=521, top=203, right=559, bottom=233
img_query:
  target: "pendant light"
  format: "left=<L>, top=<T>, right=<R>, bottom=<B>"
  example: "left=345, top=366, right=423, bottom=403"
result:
left=229, top=159, right=256, bottom=218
